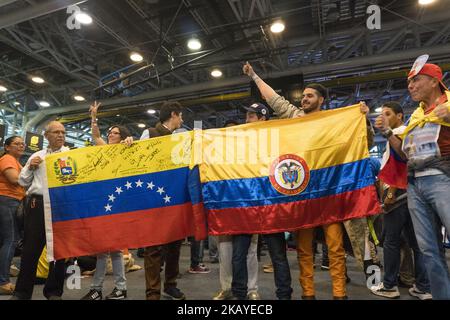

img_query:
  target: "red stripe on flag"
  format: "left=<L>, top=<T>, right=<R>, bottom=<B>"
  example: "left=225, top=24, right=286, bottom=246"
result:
left=207, top=186, right=381, bottom=235
left=379, top=156, right=407, bottom=189
left=52, top=203, right=196, bottom=260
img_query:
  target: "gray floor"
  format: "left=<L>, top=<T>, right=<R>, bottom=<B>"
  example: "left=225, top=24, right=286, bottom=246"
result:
left=2, top=243, right=449, bottom=300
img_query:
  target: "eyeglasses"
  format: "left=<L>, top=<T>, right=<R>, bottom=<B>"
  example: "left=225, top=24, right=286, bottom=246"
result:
left=48, top=130, right=66, bottom=135
left=10, top=142, right=26, bottom=147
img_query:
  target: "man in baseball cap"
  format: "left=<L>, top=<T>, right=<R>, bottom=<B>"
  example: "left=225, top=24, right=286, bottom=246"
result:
left=408, top=62, right=448, bottom=93
left=244, top=102, right=270, bottom=123
left=375, top=56, right=450, bottom=299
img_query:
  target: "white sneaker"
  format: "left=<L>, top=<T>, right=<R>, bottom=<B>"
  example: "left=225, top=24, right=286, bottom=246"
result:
left=409, top=284, right=432, bottom=300
left=370, top=282, right=400, bottom=299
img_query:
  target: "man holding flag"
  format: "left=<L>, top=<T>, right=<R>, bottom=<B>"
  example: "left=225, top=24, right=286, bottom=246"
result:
left=243, top=62, right=348, bottom=299
left=12, top=121, right=68, bottom=300
left=375, top=57, right=450, bottom=300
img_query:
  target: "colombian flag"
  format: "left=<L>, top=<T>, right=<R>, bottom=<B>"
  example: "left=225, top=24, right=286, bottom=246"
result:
left=43, top=132, right=203, bottom=261
left=199, top=105, right=381, bottom=235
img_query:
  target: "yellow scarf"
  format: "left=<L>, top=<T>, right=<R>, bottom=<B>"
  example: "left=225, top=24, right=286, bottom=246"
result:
left=400, top=91, right=450, bottom=139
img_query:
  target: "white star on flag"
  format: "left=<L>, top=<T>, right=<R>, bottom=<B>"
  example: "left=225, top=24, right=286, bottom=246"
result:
left=135, top=180, right=143, bottom=187
left=115, top=187, right=123, bottom=194
left=157, top=187, right=165, bottom=195
left=125, top=181, right=133, bottom=189
left=164, top=195, right=171, bottom=203
left=108, top=194, right=116, bottom=202
left=104, top=204, right=112, bottom=212
left=147, top=182, right=155, bottom=190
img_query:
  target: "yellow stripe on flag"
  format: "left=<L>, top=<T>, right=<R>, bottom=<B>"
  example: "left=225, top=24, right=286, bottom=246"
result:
left=46, top=131, right=193, bottom=188
left=199, top=105, right=368, bottom=182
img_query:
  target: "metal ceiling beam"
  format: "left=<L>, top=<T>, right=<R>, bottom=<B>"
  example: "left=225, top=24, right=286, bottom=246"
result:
left=0, top=0, right=88, bottom=29
left=0, top=30, right=97, bottom=85
left=23, top=42, right=450, bottom=132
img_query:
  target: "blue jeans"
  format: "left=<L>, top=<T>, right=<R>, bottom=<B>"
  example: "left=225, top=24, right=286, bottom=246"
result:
left=232, top=233, right=292, bottom=299
left=263, top=233, right=292, bottom=299
left=91, top=251, right=126, bottom=291
left=382, top=203, right=429, bottom=292
left=0, top=195, right=20, bottom=286
left=231, top=234, right=253, bottom=299
left=408, top=174, right=450, bottom=299
left=189, top=237, right=204, bottom=268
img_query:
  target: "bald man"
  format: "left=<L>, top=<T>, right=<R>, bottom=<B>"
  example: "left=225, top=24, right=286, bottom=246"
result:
left=12, top=121, right=69, bottom=300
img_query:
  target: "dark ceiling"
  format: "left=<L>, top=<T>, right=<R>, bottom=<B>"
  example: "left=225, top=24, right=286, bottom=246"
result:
left=0, top=0, right=450, bottom=144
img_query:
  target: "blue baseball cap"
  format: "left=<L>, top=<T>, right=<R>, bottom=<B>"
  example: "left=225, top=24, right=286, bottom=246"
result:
left=244, top=102, right=270, bottom=119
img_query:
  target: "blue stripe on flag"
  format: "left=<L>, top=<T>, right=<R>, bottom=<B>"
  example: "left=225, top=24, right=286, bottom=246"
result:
left=202, top=158, right=375, bottom=210
left=49, top=167, right=191, bottom=222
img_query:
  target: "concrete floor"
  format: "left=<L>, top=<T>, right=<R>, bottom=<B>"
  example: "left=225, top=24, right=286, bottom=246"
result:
left=2, top=243, right=449, bottom=301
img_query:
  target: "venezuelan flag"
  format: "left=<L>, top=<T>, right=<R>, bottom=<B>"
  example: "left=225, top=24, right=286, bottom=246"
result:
left=199, top=105, right=381, bottom=235
left=44, top=132, right=203, bottom=261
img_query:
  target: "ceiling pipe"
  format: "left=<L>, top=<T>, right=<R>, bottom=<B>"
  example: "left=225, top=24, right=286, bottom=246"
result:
left=23, top=43, right=450, bottom=131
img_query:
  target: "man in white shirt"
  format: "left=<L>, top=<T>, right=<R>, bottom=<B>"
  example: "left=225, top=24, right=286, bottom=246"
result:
left=12, top=121, right=69, bottom=300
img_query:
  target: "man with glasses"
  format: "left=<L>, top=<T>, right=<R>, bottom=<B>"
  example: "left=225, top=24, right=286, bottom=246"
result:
left=11, top=121, right=69, bottom=300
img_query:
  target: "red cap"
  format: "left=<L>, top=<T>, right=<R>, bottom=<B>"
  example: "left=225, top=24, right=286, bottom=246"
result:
left=408, top=63, right=448, bottom=91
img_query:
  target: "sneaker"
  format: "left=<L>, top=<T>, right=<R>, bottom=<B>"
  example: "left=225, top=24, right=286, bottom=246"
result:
left=105, top=287, right=127, bottom=300
left=9, top=265, right=20, bottom=277
left=263, top=263, right=274, bottom=273
left=247, top=291, right=260, bottom=300
left=370, top=282, right=400, bottom=299
left=320, top=260, right=330, bottom=270
left=189, top=265, right=210, bottom=274
left=163, top=287, right=186, bottom=300
left=81, top=289, right=102, bottom=300
left=408, top=285, right=432, bottom=300
left=213, top=290, right=233, bottom=300
left=0, top=283, right=15, bottom=295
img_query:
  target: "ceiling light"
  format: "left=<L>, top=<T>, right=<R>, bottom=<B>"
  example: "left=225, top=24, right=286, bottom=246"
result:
left=73, top=95, right=85, bottom=102
left=0, top=85, right=7, bottom=92
left=147, top=109, right=156, bottom=114
left=116, top=114, right=120, bottom=117
left=130, top=52, right=143, bottom=62
left=39, top=101, right=50, bottom=108
left=211, top=69, right=223, bottom=78
left=31, top=76, right=45, bottom=84
left=418, top=0, right=435, bottom=5
left=187, top=38, right=202, bottom=50
left=138, top=123, right=146, bottom=128
left=75, top=12, right=93, bottom=24
left=375, top=107, right=382, bottom=113
left=14, top=102, right=20, bottom=106
left=270, top=21, right=285, bottom=33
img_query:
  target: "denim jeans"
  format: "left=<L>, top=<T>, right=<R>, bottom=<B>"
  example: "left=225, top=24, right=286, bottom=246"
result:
left=263, top=233, right=292, bottom=299
left=0, top=195, right=20, bottom=285
left=382, top=203, right=430, bottom=292
left=189, top=237, right=204, bottom=268
left=408, top=174, right=450, bottom=299
left=231, top=234, right=254, bottom=299
left=219, top=235, right=258, bottom=293
left=92, top=251, right=126, bottom=291
left=208, top=235, right=218, bottom=260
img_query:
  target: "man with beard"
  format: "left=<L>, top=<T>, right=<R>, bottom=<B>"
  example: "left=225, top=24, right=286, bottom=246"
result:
left=243, top=62, right=348, bottom=299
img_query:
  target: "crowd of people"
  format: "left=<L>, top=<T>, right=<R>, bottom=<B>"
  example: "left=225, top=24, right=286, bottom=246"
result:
left=0, top=58, right=449, bottom=300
